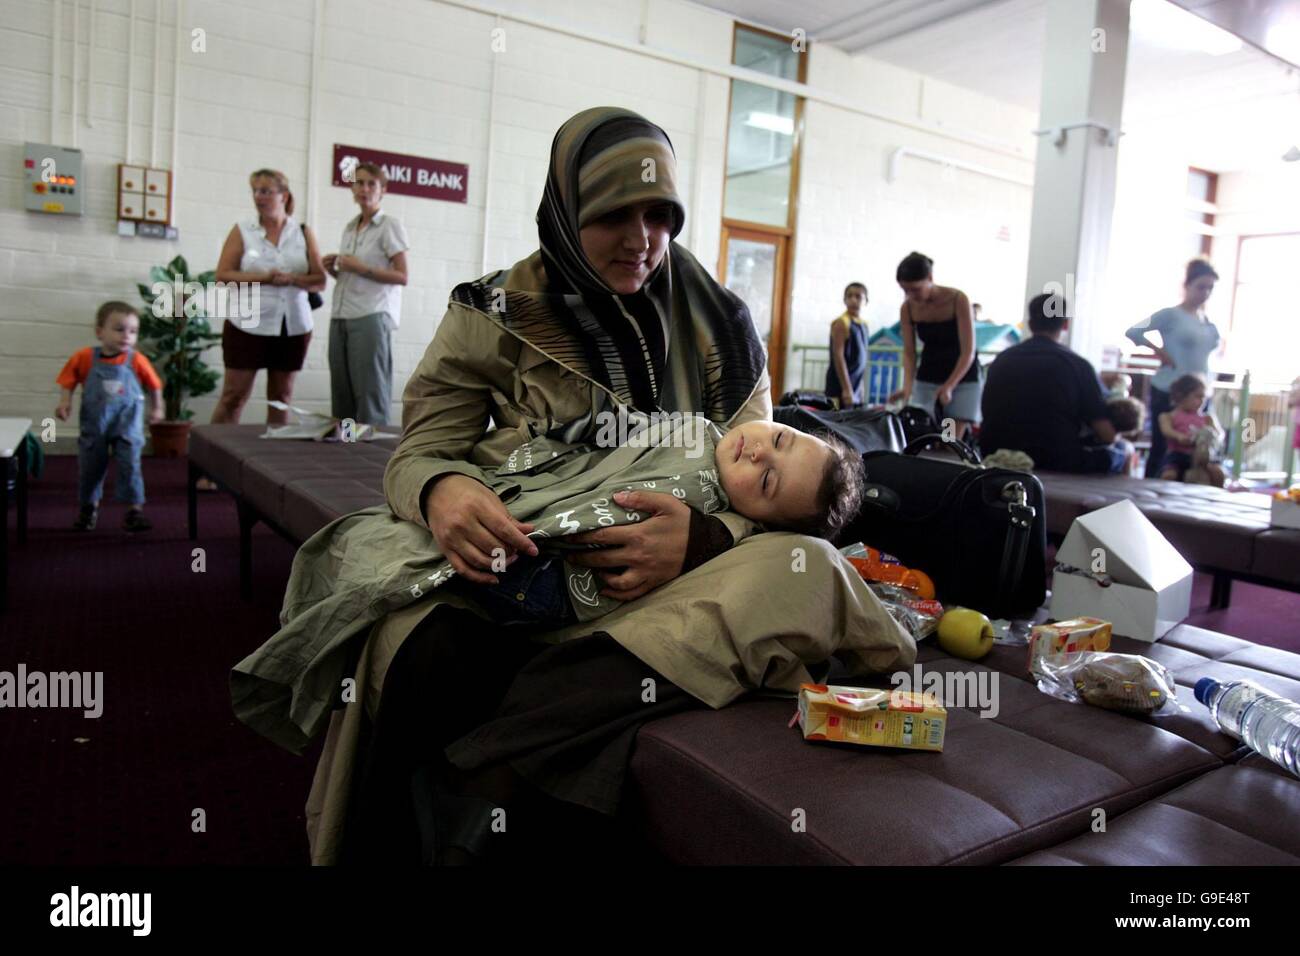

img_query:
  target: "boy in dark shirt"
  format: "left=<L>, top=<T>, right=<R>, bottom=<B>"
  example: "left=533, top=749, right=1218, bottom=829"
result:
left=979, top=293, right=1128, bottom=473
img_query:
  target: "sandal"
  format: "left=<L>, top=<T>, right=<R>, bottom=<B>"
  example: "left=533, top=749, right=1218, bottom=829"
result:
left=72, top=505, right=98, bottom=531
left=123, top=509, right=152, bottom=533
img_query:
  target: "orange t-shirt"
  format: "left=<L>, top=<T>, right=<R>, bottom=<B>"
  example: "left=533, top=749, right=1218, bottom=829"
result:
left=56, top=348, right=163, bottom=392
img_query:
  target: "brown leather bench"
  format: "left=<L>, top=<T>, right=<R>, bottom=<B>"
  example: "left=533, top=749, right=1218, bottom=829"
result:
left=192, top=424, right=1300, bottom=864
left=189, top=424, right=397, bottom=598
left=1036, top=471, right=1300, bottom=608
left=630, top=627, right=1300, bottom=865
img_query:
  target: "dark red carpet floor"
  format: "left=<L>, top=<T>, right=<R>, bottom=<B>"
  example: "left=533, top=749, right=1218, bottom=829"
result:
left=1, top=454, right=319, bottom=865
left=1, top=455, right=1296, bottom=865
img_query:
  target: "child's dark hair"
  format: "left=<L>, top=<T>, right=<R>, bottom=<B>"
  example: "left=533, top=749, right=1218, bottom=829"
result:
left=1107, top=396, right=1144, bottom=434
left=772, top=431, right=864, bottom=540
left=1170, top=373, right=1208, bottom=404
left=896, top=251, right=933, bottom=283
left=844, top=281, right=867, bottom=299
left=96, top=301, right=139, bottom=328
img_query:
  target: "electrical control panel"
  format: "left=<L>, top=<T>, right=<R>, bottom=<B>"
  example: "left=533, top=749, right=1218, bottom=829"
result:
left=23, top=142, right=84, bottom=216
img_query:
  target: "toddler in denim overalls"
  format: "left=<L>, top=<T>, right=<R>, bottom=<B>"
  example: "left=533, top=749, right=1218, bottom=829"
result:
left=56, top=302, right=164, bottom=531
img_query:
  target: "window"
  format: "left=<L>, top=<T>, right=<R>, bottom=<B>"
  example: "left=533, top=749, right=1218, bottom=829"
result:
left=718, top=24, right=807, bottom=396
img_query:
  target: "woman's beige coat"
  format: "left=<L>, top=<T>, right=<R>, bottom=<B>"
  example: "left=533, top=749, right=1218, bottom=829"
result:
left=302, top=257, right=916, bottom=863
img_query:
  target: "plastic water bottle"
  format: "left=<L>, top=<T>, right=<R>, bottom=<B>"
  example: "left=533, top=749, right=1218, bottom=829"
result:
left=1195, top=677, right=1300, bottom=778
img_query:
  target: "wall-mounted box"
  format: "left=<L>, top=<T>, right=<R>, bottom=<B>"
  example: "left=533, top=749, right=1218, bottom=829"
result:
left=118, top=163, right=172, bottom=224
left=23, top=143, right=84, bottom=216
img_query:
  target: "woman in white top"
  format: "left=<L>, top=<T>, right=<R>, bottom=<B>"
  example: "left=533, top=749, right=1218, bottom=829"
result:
left=323, top=162, right=410, bottom=425
left=1125, top=257, right=1222, bottom=478
left=211, top=169, right=325, bottom=426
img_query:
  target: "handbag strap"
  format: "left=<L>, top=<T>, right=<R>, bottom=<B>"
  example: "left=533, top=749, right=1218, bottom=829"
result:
left=994, top=480, right=1036, bottom=611
left=903, top=432, right=983, bottom=466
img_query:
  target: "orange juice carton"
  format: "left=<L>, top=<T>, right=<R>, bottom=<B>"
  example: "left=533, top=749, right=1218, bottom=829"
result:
left=796, top=684, right=946, bottom=752
left=1029, top=617, right=1112, bottom=673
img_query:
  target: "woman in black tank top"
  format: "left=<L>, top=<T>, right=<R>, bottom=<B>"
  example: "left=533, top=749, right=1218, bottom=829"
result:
left=888, top=251, right=981, bottom=437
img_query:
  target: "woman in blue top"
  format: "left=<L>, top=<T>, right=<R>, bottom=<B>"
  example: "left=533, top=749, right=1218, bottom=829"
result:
left=1126, top=258, right=1222, bottom=478
left=825, top=281, right=869, bottom=408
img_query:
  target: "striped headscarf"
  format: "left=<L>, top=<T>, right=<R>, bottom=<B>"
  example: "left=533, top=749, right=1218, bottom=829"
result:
left=453, top=106, right=766, bottom=423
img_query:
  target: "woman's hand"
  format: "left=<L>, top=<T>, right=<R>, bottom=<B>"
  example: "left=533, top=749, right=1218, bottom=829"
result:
left=840, top=389, right=855, bottom=409
left=566, top=490, right=692, bottom=602
left=937, top=383, right=955, bottom=407
left=1154, top=347, right=1174, bottom=367
left=55, top=402, right=70, bottom=422
left=887, top=386, right=910, bottom=404
left=269, top=270, right=293, bottom=286
left=322, top=253, right=339, bottom=278
left=336, top=254, right=365, bottom=275
left=423, top=474, right=538, bottom=585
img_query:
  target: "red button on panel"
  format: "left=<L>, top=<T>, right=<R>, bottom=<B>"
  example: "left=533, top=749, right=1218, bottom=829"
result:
left=34, top=182, right=46, bottom=193
left=24, top=158, right=34, bottom=168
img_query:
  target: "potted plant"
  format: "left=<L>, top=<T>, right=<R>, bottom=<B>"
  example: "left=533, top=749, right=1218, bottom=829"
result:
left=137, top=255, right=223, bottom=457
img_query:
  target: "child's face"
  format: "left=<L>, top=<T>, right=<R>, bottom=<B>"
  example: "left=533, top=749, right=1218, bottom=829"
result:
left=1178, top=388, right=1206, bottom=412
left=96, top=312, right=139, bottom=354
left=844, top=288, right=865, bottom=314
left=716, top=421, right=832, bottom=528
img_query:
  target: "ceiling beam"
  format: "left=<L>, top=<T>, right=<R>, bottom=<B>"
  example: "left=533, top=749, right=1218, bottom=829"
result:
left=841, top=0, right=1012, bottom=53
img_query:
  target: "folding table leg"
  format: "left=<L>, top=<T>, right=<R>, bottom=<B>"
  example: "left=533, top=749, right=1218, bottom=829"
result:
left=188, top=460, right=200, bottom=541
left=16, top=439, right=27, bottom=546
left=237, top=498, right=256, bottom=601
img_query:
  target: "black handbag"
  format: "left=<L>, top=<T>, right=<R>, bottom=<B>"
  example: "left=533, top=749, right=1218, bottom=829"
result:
left=773, top=405, right=904, bottom=454
left=302, top=222, right=324, bottom=310
left=837, top=437, right=1048, bottom=619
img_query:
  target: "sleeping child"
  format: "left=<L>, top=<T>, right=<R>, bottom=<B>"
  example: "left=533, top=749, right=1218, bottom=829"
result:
left=466, top=415, right=864, bottom=627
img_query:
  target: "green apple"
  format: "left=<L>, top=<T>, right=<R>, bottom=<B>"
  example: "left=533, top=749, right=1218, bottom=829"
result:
left=937, top=607, right=995, bottom=660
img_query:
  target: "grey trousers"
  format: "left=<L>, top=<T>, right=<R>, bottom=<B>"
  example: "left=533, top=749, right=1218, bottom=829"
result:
left=329, top=313, right=392, bottom=425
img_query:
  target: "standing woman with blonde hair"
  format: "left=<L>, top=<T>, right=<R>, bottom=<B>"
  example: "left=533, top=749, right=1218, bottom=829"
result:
left=211, top=168, right=325, bottom=426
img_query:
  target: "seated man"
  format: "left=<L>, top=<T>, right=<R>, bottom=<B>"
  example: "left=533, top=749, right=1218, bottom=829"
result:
left=979, top=293, right=1130, bottom=473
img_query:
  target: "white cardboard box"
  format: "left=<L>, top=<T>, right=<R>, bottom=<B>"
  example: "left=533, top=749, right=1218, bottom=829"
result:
left=1050, top=500, right=1193, bottom=643
left=1271, top=496, right=1300, bottom=530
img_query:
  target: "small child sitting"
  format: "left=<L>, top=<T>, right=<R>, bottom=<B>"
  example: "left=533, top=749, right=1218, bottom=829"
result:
left=1106, top=396, right=1145, bottom=438
left=1156, top=373, right=1224, bottom=486
left=55, top=301, right=164, bottom=531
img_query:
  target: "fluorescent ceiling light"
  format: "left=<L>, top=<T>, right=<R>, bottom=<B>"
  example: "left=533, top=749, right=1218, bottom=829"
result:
left=1284, top=146, right=1300, bottom=162
left=745, top=111, right=793, bottom=135
left=1130, top=0, right=1243, bottom=56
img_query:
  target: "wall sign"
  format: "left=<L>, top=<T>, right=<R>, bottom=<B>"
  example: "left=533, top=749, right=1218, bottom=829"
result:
left=332, top=144, right=468, bottom=203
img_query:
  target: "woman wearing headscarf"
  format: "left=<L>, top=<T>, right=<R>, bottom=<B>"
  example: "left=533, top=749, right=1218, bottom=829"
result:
left=1126, top=257, right=1222, bottom=478
left=234, top=108, right=913, bottom=865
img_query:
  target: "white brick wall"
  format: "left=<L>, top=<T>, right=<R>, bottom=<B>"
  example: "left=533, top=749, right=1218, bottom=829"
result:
left=2, top=0, right=1039, bottom=438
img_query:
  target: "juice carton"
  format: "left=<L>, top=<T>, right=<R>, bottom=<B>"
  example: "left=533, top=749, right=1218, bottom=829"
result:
left=1028, top=617, right=1112, bottom=674
left=796, top=684, right=946, bottom=752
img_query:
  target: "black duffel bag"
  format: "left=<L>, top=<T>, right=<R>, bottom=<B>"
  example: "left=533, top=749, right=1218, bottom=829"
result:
left=836, top=435, right=1048, bottom=619
left=776, top=388, right=835, bottom=411
left=772, top=405, right=905, bottom=454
